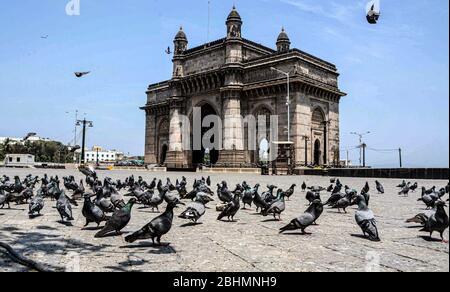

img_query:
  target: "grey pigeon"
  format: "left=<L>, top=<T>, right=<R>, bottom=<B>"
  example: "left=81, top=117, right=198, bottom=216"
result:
left=398, top=183, right=411, bottom=196
left=217, top=191, right=242, bottom=222
left=82, top=194, right=110, bottom=228
left=306, top=191, right=321, bottom=205
left=95, top=198, right=137, bottom=238
left=279, top=200, right=323, bottom=235
left=354, top=195, right=380, bottom=242
left=418, top=187, right=439, bottom=209
left=0, top=189, right=11, bottom=209
left=179, top=200, right=206, bottom=224
left=28, top=193, right=44, bottom=217
left=126, top=199, right=184, bottom=245
left=301, top=182, right=307, bottom=192
left=262, top=190, right=286, bottom=220
left=375, top=180, right=384, bottom=194
left=56, top=191, right=74, bottom=222
left=420, top=201, right=449, bottom=242
left=331, top=193, right=352, bottom=213
left=283, top=184, right=297, bottom=200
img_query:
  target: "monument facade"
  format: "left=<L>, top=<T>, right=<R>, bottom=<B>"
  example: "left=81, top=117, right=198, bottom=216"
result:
left=141, top=7, right=346, bottom=169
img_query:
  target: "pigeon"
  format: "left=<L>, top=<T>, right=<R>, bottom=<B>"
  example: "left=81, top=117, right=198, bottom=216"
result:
left=0, top=190, right=11, bottom=209
left=324, top=192, right=345, bottom=207
left=424, top=186, right=436, bottom=195
left=217, top=191, right=242, bottom=222
left=420, top=201, right=449, bottom=243
left=397, top=180, right=407, bottom=188
left=194, top=192, right=214, bottom=206
left=125, top=199, right=184, bottom=245
left=56, top=191, right=74, bottom=222
left=331, top=193, right=352, bottom=213
left=398, top=183, right=411, bottom=196
left=279, top=200, right=323, bottom=235
left=406, top=205, right=438, bottom=227
left=361, top=182, right=370, bottom=194
left=95, top=198, right=137, bottom=238
left=354, top=195, right=380, bottom=242
left=82, top=194, right=110, bottom=228
left=301, top=182, right=307, bottom=192
left=283, top=184, right=297, bottom=201
left=74, top=71, right=91, bottom=78
left=418, top=187, right=439, bottom=209
left=242, top=184, right=259, bottom=209
left=217, top=182, right=233, bottom=203
left=262, top=189, right=286, bottom=220
left=375, top=180, right=384, bottom=194
left=71, top=180, right=85, bottom=200
left=306, top=191, right=321, bottom=205
left=253, top=189, right=268, bottom=213
left=179, top=199, right=206, bottom=224
left=28, top=193, right=44, bottom=217
left=326, top=185, right=334, bottom=193
left=409, top=182, right=419, bottom=192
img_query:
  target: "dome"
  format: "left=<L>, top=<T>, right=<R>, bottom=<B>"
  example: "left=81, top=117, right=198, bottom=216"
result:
left=174, top=27, right=187, bottom=41
left=277, top=27, right=290, bottom=42
left=227, top=6, right=242, bottom=23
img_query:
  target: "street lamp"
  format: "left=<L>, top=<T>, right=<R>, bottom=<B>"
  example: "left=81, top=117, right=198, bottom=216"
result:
left=271, top=67, right=291, bottom=142
left=350, top=131, right=371, bottom=167
left=76, top=118, right=94, bottom=165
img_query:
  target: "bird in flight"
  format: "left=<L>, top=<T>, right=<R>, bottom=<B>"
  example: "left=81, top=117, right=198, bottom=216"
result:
left=165, top=46, right=172, bottom=55
left=74, top=72, right=91, bottom=78
left=40, top=35, right=48, bottom=39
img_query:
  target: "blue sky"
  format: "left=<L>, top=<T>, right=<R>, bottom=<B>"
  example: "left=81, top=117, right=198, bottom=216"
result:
left=0, top=0, right=448, bottom=167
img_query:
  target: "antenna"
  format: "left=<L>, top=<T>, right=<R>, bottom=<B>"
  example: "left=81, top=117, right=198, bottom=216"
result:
left=207, top=0, right=211, bottom=43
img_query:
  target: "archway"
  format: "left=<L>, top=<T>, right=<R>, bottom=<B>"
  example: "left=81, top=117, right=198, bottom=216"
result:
left=160, top=144, right=168, bottom=165
left=157, top=118, right=169, bottom=166
left=191, top=103, right=219, bottom=166
left=314, top=139, right=321, bottom=166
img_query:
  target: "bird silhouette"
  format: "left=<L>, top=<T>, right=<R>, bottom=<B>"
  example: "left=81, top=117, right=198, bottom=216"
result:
left=74, top=71, right=91, bottom=78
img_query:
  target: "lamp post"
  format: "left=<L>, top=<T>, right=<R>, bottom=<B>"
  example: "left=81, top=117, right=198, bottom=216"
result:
left=271, top=67, right=290, bottom=142
left=76, top=118, right=94, bottom=165
left=350, top=131, right=371, bottom=167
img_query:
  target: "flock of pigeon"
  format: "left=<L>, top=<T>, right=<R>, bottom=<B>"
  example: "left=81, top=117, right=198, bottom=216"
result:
left=1, top=168, right=449, bottom=249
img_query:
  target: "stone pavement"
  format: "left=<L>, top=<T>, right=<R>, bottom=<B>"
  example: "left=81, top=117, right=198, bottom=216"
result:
left=0, top=168, right=448, bottom=272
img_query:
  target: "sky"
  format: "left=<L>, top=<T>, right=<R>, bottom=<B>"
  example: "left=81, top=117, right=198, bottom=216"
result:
left=0, top=0, right=448, bottom=167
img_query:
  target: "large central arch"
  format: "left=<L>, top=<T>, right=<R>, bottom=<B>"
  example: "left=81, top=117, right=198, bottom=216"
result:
left=191, top=102, right=220, bottom=166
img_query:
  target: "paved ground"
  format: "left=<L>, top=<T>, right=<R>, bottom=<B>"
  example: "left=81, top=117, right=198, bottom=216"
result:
left=0, top=168, right=448, bottom=272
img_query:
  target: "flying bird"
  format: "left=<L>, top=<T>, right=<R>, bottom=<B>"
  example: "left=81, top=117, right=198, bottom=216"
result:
left=165, top=46, right=172, bottom=55
left=74, top=71, right=91, bottom=78
left=366, top=0, right=381, bottom=24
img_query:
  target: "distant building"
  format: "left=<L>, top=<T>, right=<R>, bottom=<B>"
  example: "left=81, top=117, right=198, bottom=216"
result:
left=3, top=154, right=35, bottom=167
left=75, top=146, right=124, bottom=163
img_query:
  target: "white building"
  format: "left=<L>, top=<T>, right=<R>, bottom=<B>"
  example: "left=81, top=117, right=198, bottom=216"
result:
left=3, top=154, right=35, bottom=167
left=76, top=146, right=124, bottom=163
